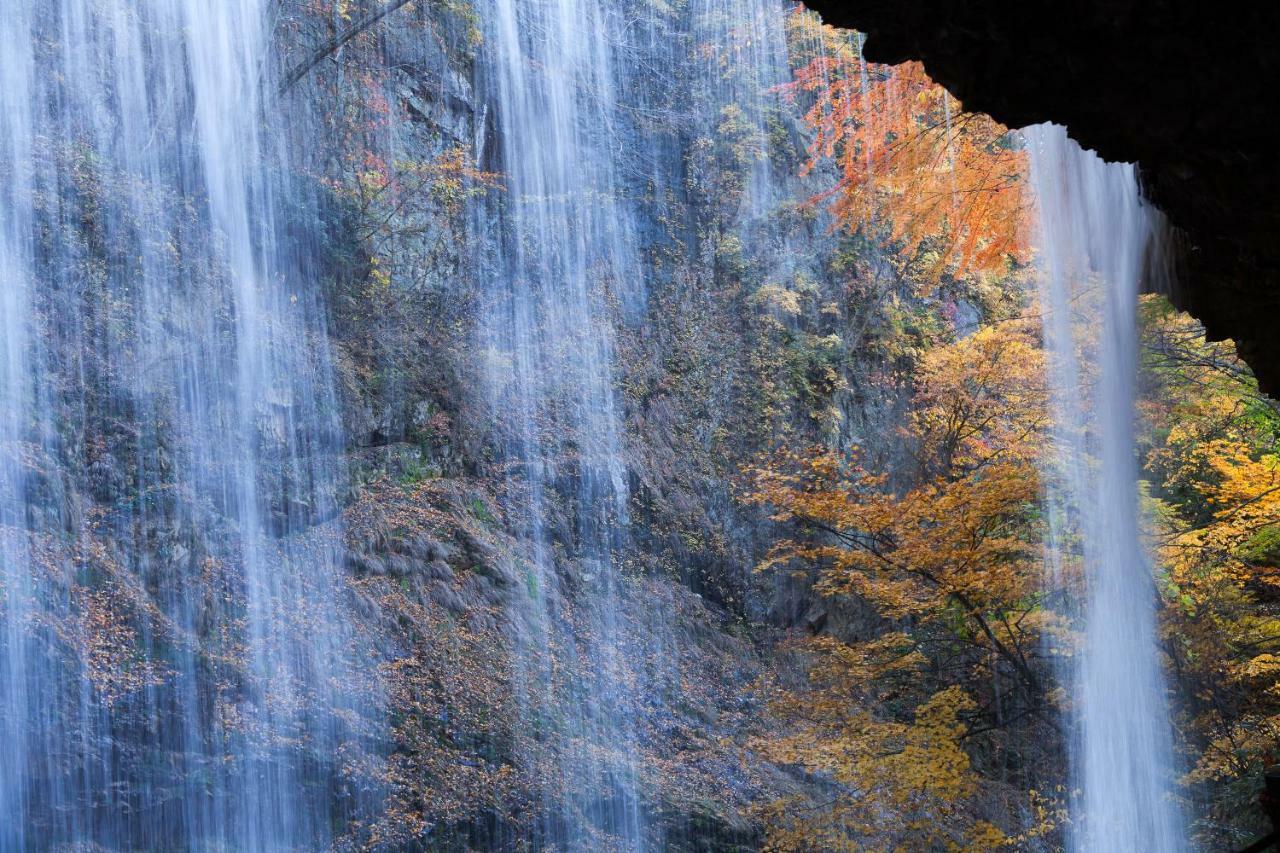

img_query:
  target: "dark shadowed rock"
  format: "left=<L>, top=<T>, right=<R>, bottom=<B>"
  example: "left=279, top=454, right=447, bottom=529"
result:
left=345, top=551, right=387, bottom=576
left=429, top=579, right=470, bottom=615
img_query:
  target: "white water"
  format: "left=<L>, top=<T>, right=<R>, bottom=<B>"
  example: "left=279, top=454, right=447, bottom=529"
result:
left=0, top=0, right=808, bottom=844
left=1027, top=124, right=1184, bottom=851
left=473, top=0, right=799, bottom=845
left=0, top=3, right=370, bottom=848
left=478, top=0, right=646, bottom=844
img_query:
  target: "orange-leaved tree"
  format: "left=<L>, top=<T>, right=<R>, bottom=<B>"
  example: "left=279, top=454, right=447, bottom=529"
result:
left=782, top=10, right=1029, bottom=284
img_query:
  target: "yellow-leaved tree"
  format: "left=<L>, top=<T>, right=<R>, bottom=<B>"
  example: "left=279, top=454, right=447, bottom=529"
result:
left=1138, top=297, right=1280, bottom=845
left=746, top=320, right=1061, bottom=850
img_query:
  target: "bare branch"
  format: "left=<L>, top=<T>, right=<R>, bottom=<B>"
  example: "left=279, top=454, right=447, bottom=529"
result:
left=279, top=0, right=417, bottom=95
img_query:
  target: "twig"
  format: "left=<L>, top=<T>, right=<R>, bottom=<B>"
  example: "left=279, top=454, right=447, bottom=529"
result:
left=279, top=0, right=417, bottom=95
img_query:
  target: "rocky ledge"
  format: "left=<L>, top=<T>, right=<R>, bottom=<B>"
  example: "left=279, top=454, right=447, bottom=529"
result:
left=805, top=0, right=1280, bottom=394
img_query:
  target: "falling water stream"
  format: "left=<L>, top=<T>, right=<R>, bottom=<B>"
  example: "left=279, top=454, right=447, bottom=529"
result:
left=1027, top=124, right=1185, bottom=851
left=477, top=0, right=647, bottom=844
left=473, top=0, right=798, bottom=845
left=0, top=2, right=369, bottom=848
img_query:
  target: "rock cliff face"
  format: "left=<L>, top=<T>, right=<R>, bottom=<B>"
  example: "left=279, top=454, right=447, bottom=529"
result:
left=804, top=0, right=1280, bottom=393
left=291, top=0, right=912, bottom=842
left=3, top=0, right=857, bottom=844
left=2, top=0, right=1074, bottom=846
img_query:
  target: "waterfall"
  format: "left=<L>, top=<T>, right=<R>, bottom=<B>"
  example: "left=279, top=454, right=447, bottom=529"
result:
left=0, top=5, right=38, bottom=843
left=1027, top=124, right=1184, bottom=851
left=3, top=1, right=1181, bottom=848
left=0, top=2, right=371, bottom=848
left=477, top=0, right=647, bottom=844
left=472, top=0, right=801, bottom=845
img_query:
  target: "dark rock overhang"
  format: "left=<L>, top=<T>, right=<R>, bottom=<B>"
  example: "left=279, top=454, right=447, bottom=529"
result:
left=802, top=0, right=1280, bottom=394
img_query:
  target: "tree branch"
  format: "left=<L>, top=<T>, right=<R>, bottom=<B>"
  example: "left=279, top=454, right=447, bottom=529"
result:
left=279, top=0, right=417, bottom=95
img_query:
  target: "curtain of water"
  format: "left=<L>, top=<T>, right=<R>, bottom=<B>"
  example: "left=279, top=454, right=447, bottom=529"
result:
left=0, top=0, right=867, bottom=845
left=692, top=0, right=792, bottom=219
left=0, top=2, right=368, bottom=848
left=474, top=0, right=804, bottom=844
left=0, top=4, right=39, bottom=846
left=1027, top=124, right=1184, bottom=851
left=477, top=0, right=646, bottom=845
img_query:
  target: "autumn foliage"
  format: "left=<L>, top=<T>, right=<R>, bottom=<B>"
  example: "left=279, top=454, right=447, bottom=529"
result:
left=741, top=193, right=1280, bottom=848
left=746, top=321, right=1059, bottom=849
left=781, top=11, right=1029, bottom=282
left=1136, top=298, right=1280, bottom=845
left=743, top=12, right=1280, bottom=848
